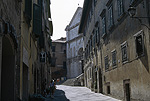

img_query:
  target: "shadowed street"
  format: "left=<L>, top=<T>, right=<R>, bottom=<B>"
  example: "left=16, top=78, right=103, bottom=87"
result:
left=45, top=85, right=120, bottom=101
left=45, top=87, right=69, bottom=101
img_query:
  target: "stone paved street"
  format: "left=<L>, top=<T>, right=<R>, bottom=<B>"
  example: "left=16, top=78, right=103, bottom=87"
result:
left=45, top=85, right=121, bottom=101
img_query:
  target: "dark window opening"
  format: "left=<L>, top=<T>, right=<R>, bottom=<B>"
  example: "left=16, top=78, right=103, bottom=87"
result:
left=64, top=50, right=66, bottom=54
left=52, top=46, right=55, bottom=52
left=51, top=59, right=56, bottom=67
left=135, top=35, right=144, bottom=56
left=63, top=61, right=66, bottom=69
left=107, top=84, right=110, bottom=94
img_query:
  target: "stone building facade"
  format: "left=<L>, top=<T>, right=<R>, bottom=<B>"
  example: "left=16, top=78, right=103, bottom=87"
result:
left=79, top=0, right=150, bottom=101
left=51, top=37, right=67, bottom=80
left=65, top=7, right=84, bottom=79
left=0, top=0, right=20, bottom=101
left=0, top=0, right=53, bottom=101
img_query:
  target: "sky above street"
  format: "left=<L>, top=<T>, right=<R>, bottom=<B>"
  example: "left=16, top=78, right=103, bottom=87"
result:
left=51, top=0, right=84, bottom=40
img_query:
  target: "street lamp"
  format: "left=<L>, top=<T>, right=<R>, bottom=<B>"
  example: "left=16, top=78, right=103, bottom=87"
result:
left=128, top=7, right=136, bottom=17
left=128, top=6, right=150, bottom=18
left=128, top=6, right=150, bottom=30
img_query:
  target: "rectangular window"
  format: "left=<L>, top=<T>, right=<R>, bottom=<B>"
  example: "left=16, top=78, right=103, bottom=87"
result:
left=117, top=0, right=124, bottom=16
left=90, top=38, right=92, bottom=52
left=105, top=55, right=109, bottom=71
left=112, top=50, right=117, bottom=67
left=51, top=58, right=56, bottom=67
left=95, top=26, right=99, bottom=44
left=108, top=5, right=114, bottom=29
left=135, top=34, right=144, bottom=56
left=121, top=42, right=128, bottom=63
left=102, top=16, right=106, bottom=36
left=94, top=0, right=97, bottom=6
left=33, top=3, right=42, bottom=37
left=106, top=82, right=110, bottom=94
left=63, top=61, right=66, bottom=69
left=93, top=33, right=96, bottom=48
left=130, top=0, right=134, bottom=3
left=25, top=0, right=32, bottom=23
left=52, top=46, right=55, bottom=52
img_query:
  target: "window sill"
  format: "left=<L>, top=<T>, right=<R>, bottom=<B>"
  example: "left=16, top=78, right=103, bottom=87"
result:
left=112, top=65, right=117, bottom=69
left=136, top=53, right=144, bottom=59
left=122, top=60, right=128, bottom=65
left=102, top=33, right=107, bottom=38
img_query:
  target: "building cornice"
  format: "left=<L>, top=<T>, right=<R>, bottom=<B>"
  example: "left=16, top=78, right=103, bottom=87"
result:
left=66, top=34, right=83, bottom=43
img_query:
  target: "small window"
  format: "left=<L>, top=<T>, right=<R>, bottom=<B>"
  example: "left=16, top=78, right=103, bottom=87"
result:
left=121, top=42, right=128, bottom=63
left=63, top=61, right=66, bottom=69
left=64, top=50, right=66, bottom=54
left=51, top=59, right=56, bottom=67
left=106, top=82, right=110, bottom=94
left=105, top=55, right=109, bottom=71
left=94, top=0, right=97, bottom=6
left=52, top=46, right=55, bottom=52
left=135, top=34, right=144, bottom=57
left=112, top=50, right=117, bottom=67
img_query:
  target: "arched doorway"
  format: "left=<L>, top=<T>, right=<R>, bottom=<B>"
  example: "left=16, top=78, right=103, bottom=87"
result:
left=1, top=36, right=16, bottom=101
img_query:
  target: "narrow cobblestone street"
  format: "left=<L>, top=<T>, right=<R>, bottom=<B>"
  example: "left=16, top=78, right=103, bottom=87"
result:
left=45, top=85, right=121, bottom=101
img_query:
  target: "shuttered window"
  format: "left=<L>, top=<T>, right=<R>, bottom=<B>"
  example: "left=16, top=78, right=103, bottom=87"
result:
left=33, top=4, right=42, bottom=37
left=25, top=0, right=32, bottom=24
left=39, top=33, right=44, bottom=48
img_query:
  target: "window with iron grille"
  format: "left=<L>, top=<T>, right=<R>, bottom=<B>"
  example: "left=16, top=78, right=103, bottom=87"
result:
left=105, top=55, right=109, bottom=71
left=112, top=50, right=117, bottom=67
left=121, top=42, right=128, bottom=63
left=117, top=0, right=124, bottom=16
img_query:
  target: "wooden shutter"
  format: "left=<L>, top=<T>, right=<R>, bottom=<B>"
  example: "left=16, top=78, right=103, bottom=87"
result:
left=33, top=4, right=42, bottom=37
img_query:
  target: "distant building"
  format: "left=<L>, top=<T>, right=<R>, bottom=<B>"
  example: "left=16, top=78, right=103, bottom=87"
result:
left=65, top=7, right=83, bottom=79
left=51, top=37, right=67, bottom=80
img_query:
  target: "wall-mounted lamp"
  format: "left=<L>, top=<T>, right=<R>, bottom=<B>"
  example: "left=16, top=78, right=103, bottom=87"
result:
left=128, top=6, right=150, bottom=18
left=128, top=7, right=136, bottom=17
left=128, top=6, right=150, bottom=30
